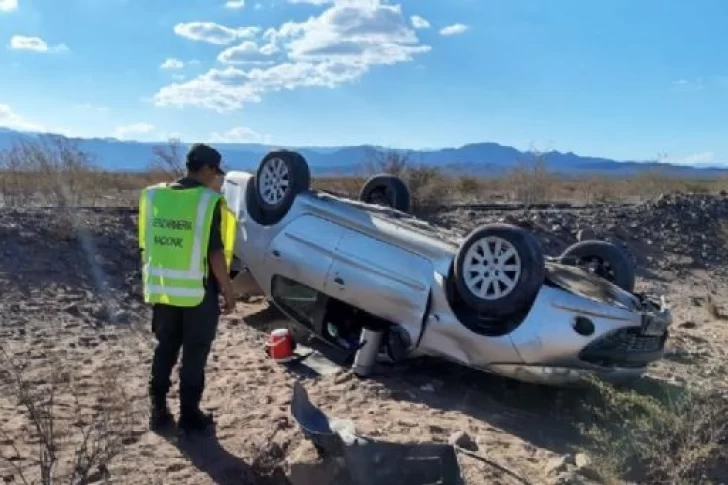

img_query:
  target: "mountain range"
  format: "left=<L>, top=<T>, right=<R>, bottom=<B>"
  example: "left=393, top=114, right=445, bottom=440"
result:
left=0, top=127, right=726, bottom=177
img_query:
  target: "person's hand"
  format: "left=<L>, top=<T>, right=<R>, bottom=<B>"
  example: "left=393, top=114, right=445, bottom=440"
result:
left=222, top=290, right=236, bottom=314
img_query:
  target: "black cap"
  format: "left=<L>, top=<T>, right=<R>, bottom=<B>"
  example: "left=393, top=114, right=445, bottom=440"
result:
left=186, top=143, right=224, bottom=175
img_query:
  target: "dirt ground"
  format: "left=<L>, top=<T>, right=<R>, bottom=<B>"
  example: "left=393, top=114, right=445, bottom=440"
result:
left=1, top=198, right=728, bottom=485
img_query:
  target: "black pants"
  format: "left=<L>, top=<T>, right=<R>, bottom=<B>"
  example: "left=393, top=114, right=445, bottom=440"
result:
left=148, top=289, right=220, bottom=415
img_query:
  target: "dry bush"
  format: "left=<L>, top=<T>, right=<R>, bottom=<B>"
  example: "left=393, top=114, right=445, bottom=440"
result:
left=625, top=169, right=680, bottom=201
left=361, top=147, right=454, bottom=212
left=0, top=347, right=139, bottom=484
left=578, top=377, right=728, bottom=484
left=455, top=175, right=483, bottom=199
left=312, top=175, right=366, bottom=198
left=361, top=147, right=411, bottom=177
left=0, top=135, right=107, bottom=208
left=574, top=177, right=624, bottom=204
left=148, top=138, right=185, bottom=179
left=504, top=153, right=553, bottom=207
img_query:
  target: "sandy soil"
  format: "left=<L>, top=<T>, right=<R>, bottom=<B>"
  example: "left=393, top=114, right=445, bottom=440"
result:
left=1, top=203, right=728, bottom=485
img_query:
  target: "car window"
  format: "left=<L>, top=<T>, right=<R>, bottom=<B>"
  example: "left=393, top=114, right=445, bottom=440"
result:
left=271, top=275, right=325, bottom=329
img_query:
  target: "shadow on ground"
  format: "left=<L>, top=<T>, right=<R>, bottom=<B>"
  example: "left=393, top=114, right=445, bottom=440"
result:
left=242, top=302, right=289, bottom=333
left=239, top=303, right=691, bottom=466
left=162, top=426, right=292, bottom=485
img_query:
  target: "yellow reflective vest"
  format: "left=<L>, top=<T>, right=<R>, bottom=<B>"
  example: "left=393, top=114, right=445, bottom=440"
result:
left=138, top=182, right=237, bottom=307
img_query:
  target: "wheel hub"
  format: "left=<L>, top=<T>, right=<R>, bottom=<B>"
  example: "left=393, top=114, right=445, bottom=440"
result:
left=463, top=236, right=522, bottom=300
left=259, top=157, right=290, bottom=205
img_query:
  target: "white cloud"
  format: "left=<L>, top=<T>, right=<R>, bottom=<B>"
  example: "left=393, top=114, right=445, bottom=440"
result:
left=0, top=104, right=44, bottom=132
left=113, top=122, right=156, bottom=139
left=173, top=22, right=260, bottom=45
left=217, top=41, right=278, bottom=65
left=9, top=35, right=69, bottom=53
left=0, top=0, right=18, bottom=12
left=155, top=0, right=430, bottom=112
left=439, top=23, right=468, bottom=36
left=153, top=67, right=262, bottom=111
left=160, top=57, right=184, bottom=69
left=278, top=1, right=429, bottom=64
left=210, top=126, right=271, bottom=144
left=410, top=15, right=429, bottom=29
left=225, top=0, right=245, bottom=8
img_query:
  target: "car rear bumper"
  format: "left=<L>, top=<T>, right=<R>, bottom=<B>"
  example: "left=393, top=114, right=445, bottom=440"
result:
left=486, top=363, right=649, bottom=387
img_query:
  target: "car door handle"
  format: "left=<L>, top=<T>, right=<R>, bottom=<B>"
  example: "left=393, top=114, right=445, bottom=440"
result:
left=333, top=276, right=344, bottom=285
left=272, top=249, right=281, bottom=258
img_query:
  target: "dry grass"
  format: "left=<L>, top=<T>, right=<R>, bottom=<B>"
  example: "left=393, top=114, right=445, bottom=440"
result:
left=576, top=376, right=728, bottom=484
left=1, top=137, right=727, bottom=210
left=0, top=346, right=141, bottom=484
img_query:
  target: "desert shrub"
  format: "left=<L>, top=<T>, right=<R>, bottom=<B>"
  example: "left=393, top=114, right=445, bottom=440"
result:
left=627, top=169, right=680, bottom=201
left=148, top=138, right=185, bottom=179
left=505, top=153, right=553, bottom=206
left=361, top=148, right=455, bottom=213
left=456, top=175, right=482, bottom=198
left=576, top=177, right=623, bottom=204
left=0, top=347, right=140, bottom=484
left=312, top=176, right=366, bottom=198
left=578, top=377, right=728, bottom=484
left=0, top=135, right=103, bottom=208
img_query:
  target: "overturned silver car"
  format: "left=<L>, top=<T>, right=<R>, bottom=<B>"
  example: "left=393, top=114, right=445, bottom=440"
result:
left=222, top=150, right=672, bottom=386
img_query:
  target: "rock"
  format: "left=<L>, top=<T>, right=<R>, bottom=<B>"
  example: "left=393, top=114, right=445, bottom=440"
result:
left=546, top=455, right=571, bottom=475
left=437, top=193, right=728, bottom=272
left=574, top=452, right=590, bottom=469
left=576, top=228, right=595, bottom=241
left=448, top=431, right=478, bottom=451
left=109, top=309, right=131, bottom=325
left=554, top=471, right=585, bottom=485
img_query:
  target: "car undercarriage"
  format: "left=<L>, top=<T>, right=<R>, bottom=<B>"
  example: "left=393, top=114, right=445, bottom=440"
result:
left=222, top=150, right=672, bottom=386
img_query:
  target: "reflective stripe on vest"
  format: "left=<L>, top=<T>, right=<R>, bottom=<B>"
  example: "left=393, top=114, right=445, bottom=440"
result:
left=140, top=185, right=220, bottom=307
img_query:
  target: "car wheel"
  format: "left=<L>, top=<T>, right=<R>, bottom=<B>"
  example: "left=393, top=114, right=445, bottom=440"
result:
left=254, top=150, right=311, bottom=225
left=244, top=176, right=270, bottom=225
left=559, top=240, right=636, bottom=293
left=453, top=224, right=545, bottom=317
left=359, top=174, right=411, bottom=213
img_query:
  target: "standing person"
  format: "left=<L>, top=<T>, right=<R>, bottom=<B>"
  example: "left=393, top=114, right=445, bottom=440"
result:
left=138, top=143, right=238, bottom=434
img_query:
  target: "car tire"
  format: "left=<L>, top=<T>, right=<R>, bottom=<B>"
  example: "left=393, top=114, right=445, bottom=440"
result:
left=559, top=240, right=636, bottom=293
left=359, top=174, right=411, bottom=213
left=253, top=150, right=311, bottom=225
left=453, top=224, right=545, bottom=318
left=245, top=176, right=270, bottom=226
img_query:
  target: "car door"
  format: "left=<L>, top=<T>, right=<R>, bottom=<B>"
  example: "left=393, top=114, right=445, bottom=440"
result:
left=326, top=227, right=432, bottom=333
left=265, top=214, right=345, bottom=293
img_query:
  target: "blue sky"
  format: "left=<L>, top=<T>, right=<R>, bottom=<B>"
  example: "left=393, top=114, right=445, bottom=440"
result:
left=0, top=0, right=727, bottom=164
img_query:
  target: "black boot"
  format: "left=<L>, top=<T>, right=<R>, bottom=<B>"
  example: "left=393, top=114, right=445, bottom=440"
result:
left=179, top=383, right=214, bottom=434
left=178, top=407, right=214, bottom=434
left=149, top=395, right=174, bottom=432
